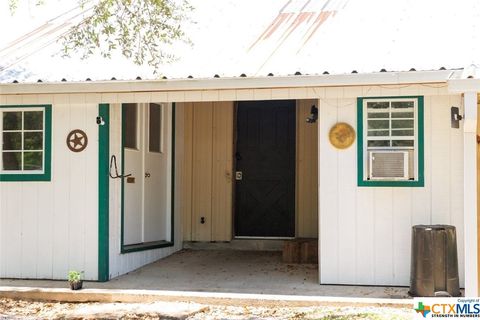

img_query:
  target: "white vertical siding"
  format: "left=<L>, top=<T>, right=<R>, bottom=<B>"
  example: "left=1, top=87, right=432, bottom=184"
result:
left=108, top=102, right=182, bottom=279
left=319, top=90, right=465, bottom=287
left=0, top=84, right=467, bottom=286
left=0, top=94, right=99, bottom=280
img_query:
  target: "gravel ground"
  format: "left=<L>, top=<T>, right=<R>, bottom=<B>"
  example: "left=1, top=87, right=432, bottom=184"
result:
left=0, top=298, right=414, bottom=320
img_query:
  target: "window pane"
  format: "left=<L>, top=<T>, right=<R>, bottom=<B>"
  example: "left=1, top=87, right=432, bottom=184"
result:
left=368, top=112, right=389, bottom=119
left=23, top=152, right=43, bottom=170
left=391, top=112, right=414, bottom=118
left=124, top=104, right=137, bottom=149
left=3, top=112, right=22, bottom=130
left=391, top=101, right=414, bottom=109
left=3, top=132, right=22, bottom=150
left=24, top=111, right=43, bottom=130
left=149, top=103, right=162, bottom=153
left=392, top=140, right=414, bottom=147
left=392, top=129, right=414, bottom=136
left=368, top=130, right=389, bottom=136
left=2, top=152, right=21, bottom=170
left=367, top=102, right=389, bottom=109
left=24, top=132, right=43, bottom=150
left=392, top=120, right=414, bottom=129
left=368, top=120, right=389, bottom=130
left=368, top=140, right=390, bottom=147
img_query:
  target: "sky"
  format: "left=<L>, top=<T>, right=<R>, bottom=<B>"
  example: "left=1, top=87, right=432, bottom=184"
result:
left=1, top=0, right=479, bottom=82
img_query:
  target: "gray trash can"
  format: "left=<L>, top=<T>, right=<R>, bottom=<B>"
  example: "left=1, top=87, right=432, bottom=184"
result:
left=409, top=225, right=460, bottom=297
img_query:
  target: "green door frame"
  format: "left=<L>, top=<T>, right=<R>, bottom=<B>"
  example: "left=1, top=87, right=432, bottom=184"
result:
left=98, top=103, right=110, bottom=282
left=97, top=103, right=176, bottom=281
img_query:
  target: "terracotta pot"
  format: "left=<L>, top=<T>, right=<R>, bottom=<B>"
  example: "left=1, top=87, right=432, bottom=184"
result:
left=69, top=280, right=83, bottom=290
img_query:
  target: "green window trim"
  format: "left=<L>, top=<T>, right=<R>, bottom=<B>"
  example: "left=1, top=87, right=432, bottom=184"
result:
left=98, top=104, right=110, bottom=282
left=0, top=105, right=52, bottom=182
left=120, top=103, right=175, bottom=254
left=357, top=96, right=424, bottom=187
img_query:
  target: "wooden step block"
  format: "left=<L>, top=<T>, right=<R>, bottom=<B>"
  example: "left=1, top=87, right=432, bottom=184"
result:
left=282, top=238, right=318, bottom=263
left=300, top=239, right=318, bottom=263
left=282, top=240, right=300, bottom=263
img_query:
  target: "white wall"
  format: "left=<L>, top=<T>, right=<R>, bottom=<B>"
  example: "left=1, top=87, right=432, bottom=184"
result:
left=319, top=87, right=465, bottom=287
left=107, top=103, right=182, bottom=279
left=0, top=84, right=467, bottom=286
left=0, top=94, right=99, bottom=280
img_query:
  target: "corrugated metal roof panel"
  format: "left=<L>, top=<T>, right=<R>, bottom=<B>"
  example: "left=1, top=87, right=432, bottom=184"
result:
left=0, top=0, right=479, bottom=83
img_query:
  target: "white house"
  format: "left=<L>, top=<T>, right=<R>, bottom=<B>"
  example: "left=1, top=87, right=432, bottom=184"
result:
left=0, top=0, right=479, bottom=297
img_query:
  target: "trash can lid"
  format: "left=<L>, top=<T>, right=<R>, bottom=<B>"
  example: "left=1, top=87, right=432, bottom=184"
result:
left=412, top=224, right=456, bottom=231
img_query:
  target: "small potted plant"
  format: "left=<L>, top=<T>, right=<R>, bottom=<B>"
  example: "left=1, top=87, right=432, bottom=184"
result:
left=68, top=270, right=83, bottom=290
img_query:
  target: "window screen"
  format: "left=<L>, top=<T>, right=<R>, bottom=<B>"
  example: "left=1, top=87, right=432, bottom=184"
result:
left=366, top=100, right=415, bottom=149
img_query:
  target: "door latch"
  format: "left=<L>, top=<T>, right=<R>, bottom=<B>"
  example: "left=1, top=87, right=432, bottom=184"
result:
left=145, top=172, right=151, bottom=178
left=235, top=171, right=243, bottom=180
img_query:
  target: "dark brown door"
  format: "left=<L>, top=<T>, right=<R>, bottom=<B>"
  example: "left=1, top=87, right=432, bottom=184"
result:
left=235, top=100, right=296, bottom=237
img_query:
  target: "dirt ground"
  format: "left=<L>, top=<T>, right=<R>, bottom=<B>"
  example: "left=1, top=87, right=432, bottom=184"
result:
left=0, top=298, right=414, bottom=319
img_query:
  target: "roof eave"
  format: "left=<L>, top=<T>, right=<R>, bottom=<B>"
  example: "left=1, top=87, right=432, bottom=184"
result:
left=448, top=78, right=480, bottom=93
left=0, top=70, right=460, bottom=95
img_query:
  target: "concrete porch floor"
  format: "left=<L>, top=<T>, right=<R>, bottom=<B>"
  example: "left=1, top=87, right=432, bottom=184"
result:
left=0, top=249, right=410, bottom=299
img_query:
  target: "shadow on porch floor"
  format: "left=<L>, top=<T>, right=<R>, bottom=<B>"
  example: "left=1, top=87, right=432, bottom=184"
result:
left=0, top=249, right=410, bottom=299
left=103, top=249, right=410, bottom=298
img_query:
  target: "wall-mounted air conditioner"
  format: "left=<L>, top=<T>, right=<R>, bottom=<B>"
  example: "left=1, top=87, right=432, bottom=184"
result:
left=368, top=151, right=409, bottom=180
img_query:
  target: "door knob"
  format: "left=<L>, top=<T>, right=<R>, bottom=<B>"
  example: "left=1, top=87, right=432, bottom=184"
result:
left=235, top=171, right=243, bottom=180
left=145, top=172, right=151, bottom=178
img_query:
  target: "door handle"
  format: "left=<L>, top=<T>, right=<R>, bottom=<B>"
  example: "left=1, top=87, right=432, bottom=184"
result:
left=109, top=155, right=132, bottom=179
left=145, top=172, right=151, bottom=178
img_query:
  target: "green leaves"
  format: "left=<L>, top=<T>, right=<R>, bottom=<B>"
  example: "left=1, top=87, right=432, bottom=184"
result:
left=8, top=0, right=45, bottom=14
left=8, top=0, right=19, bottom=13
left=9, top=0, right=193, bottom=73
left=61, top=0, right=192, bottom=72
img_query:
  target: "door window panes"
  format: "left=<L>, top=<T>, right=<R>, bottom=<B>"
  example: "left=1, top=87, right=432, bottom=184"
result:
left=149, top=103, right=162, bottom=153
left=1, top=109, right=45, bottom=172
left=124, top=103, right=138, bottom=149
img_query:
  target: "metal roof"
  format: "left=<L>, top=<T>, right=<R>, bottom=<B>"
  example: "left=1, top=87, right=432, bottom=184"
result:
left=0, top=0, right=479, bottom=83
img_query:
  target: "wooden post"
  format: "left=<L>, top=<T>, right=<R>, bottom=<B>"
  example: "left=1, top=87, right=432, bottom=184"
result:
left=477, top=94, right=480, bottom=294
left=464, top=91, right=478, bottom=296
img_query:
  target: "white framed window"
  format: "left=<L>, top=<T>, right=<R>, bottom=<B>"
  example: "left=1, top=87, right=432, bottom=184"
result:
left=357, top=96, right=424, bottom=187
left=0, top=105, right=51, bottom=181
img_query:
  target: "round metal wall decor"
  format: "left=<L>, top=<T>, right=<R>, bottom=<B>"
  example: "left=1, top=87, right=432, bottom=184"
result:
left=329, top=122, right=355, bottom=149
left=66, top=129, right=88, bottom=152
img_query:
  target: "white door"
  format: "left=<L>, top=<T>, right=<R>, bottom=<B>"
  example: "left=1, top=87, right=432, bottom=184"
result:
left=123, top=103, right=172, bottom=246
left=124, top=103, right=143, bottom=245
left=144, top=103, right=171, bottom=242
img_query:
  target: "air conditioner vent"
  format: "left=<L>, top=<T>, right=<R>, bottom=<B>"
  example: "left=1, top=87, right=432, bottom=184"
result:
left=369, top=151, right=409, bottom=180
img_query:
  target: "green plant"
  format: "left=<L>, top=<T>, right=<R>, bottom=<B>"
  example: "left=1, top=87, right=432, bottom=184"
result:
left=7, top=0, right=193, bottom=72
left=68, top=270, right=83, bottom=283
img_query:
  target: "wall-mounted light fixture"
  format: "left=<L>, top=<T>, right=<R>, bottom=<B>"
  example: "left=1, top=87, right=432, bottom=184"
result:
left=306, top=105, right=318, bottom=123
left=451, top=106, right=463, bottom=129
left=96, top=116, right=105, bottom=126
